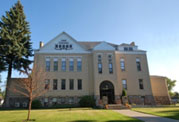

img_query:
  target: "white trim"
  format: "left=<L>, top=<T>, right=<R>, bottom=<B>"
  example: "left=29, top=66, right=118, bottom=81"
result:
left=45, top=58, right=50, bottom=61
left=53, top=58, right=58, bottom=61
left=69, top=58, right=74, bottom=61
left=136, top=58, right=140, bottom=62
left=93, top=42, right=115, bottom=51
left=77, top=58, right=82, bottom=61
left=45, top=56, right=82, bottom=58
left=116, top=51, right=146, bottom=55
left=120, top=58, right=125, bottom=61
left=62, top=58, right=66, bottom=61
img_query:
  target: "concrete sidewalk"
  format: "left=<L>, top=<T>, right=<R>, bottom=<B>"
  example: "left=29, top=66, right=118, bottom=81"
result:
left=114, top=110, right=178, bottom=122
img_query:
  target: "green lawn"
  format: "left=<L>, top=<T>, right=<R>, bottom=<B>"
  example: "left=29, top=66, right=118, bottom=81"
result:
left=132, top=106, right=179, bottom=120
left=0, top=108, right=142, bottom=122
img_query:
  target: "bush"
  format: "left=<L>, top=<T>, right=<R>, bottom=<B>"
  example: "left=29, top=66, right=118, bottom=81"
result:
left=31, top=100, right=42, bottom=109
left=79, top=96, right=95, bottom=107
left=122, top=89, right=127, bottom=96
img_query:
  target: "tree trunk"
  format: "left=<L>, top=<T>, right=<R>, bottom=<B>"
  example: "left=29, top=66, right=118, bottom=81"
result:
left=3, top=61, right=12, bottom=108
left=27, top=98, right=32, bottom=121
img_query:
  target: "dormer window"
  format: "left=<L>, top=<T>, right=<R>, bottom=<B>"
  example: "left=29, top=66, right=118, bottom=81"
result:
left=129, top=47, right=133, bottom=51
left=124, top=47, right=128, bottom=51
left=55, top=41, right=73, bottom=50
left=55, top=44, right=58, bottom=48
left=124, top=47, right=133, bottom=51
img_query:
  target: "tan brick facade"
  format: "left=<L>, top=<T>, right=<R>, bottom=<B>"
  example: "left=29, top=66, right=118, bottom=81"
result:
left=6, top=32, right=170, bottom=107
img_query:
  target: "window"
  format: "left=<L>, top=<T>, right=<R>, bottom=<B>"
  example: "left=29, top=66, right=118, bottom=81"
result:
left=98, top=55, right=102, bottom=74
left=129, top=47, right=133, bottom=51
left=52, top=98, right=57, bottom=105
left=77, top=58, right=82, bottom=71
left=53, top=79, right=58, bottom=90
left=69, top=79, right=74, bottom=90
left=69, top=97, right=74, bottom=104
left=78, top=79, right=82, bottom=90
left=108, top=55, right=113, bottom=74
left=45, top=79, right=50, bottom=90
left=120, top=58, right=125, bottom=71
left=22, top=102, right=27, bottom=108
left=69, top=58, right=74, bottom=71
left=53, top=58, right=58, bottom=71
left=136, top=58, right=141, bottom=71
left=61, top=58, right=66, bottom=71
left=15, top=102, right=20, bottom=108
left=139, top=79, right=144, bottom=89
left=124, top=47, right=128, bottom=51
left=61, top=79, right=66, bottom=90
left=45, top=58, right=50, bottom=71
left=122, top=79, right=127, bottom=90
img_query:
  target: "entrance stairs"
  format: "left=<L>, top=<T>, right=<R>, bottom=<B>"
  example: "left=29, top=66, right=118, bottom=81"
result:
left=107, top=104, right=131, bottom=110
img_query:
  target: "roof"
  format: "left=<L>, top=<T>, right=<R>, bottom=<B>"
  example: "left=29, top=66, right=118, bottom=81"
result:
left=78, top=41, right=101, bottom=50
left=120, top=43, right=132, bottom=46
left=150, top=75, right=167, bottom=79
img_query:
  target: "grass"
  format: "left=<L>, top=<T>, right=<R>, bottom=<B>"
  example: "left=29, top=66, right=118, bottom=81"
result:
left=132, top=106, right=179, bottom=120
left=0, top=108, right=142, bottom=122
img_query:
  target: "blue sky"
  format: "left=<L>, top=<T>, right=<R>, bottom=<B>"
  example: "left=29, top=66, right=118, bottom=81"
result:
left=0, top=0, right=179, bottom=92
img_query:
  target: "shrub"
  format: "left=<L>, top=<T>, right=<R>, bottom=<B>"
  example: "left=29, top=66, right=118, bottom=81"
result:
left=122, top=89, right=127, bottom=96
left=79, top=96, right=95, bottom=107
left=31, top=100, right=42, bottom=109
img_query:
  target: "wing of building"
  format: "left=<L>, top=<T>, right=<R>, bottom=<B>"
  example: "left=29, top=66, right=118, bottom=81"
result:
left=6, top=32, right=171, bottom=108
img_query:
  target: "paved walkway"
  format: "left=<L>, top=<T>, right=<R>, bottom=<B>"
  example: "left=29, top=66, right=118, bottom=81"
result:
left=114, top=110, right=179, bottom=122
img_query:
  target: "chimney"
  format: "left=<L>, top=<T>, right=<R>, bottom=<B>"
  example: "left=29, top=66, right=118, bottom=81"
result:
left=39, top=41, right=44, bottom=48
left=130, top=42, right=135, bottom=46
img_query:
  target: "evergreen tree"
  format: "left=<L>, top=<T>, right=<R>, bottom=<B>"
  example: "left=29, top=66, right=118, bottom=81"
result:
left=0, top=0, right=33, bottom=107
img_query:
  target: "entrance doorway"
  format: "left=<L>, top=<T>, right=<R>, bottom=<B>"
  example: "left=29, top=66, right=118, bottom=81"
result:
left=100, top=81, right=115, bottom=104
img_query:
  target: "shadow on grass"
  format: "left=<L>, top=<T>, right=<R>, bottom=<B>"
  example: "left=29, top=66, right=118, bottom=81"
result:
left=156, top=110, right=179, bottom=120
left=106, top=120, right=143, bottom=122
left=70, top=120, right=141, bottom=122
left=70, top=120, right=97, bottom=122
left=133, top=109, right=179, bottom=120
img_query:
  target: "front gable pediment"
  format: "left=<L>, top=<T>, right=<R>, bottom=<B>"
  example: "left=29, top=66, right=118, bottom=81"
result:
left=93, top=42, right=115, bottom=51
left=38, top=32, right=89, bottom=53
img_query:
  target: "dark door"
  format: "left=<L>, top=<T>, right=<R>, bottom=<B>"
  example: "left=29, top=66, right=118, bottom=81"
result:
left=100, top=81, right=115, bottom=104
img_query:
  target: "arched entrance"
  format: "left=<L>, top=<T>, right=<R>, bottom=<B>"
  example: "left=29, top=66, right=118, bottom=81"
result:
left=100, top=81, right=115, bottom=104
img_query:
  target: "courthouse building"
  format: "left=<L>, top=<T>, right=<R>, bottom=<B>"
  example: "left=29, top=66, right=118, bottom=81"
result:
left=7, top=32, right=170, bottom=107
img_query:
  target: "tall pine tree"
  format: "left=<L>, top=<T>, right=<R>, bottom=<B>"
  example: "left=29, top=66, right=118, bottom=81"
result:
left=0, top=0, right=33, bottom=107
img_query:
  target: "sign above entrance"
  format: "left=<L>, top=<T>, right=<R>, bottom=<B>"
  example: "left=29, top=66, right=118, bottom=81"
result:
left=55, top=40, right=73, bottom=50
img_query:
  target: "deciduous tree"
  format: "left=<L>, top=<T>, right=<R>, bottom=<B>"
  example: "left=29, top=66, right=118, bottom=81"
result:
left=11, top=67, right=48, bottom=121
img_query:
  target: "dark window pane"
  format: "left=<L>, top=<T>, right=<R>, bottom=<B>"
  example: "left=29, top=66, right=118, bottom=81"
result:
left=54, top=60, right=58, bottom=71
left=136, top=61, right=141, bottom=71
left=46, top=60, right=50, bottom=71
left=69, top=79, right=74, bottom=90
left=61, top=59, right=66, bottom=71
left=139, top=79, right=144, bottom=89
left=109, top=63, right=113, bottom=74
left=45, top=79, right=50, bottom=90
left=61, top=79, right=66, bottom=90
left=77, top=60, right=82, bottom=71
left=98, top=63, right=102, bottom=73
left=69, top=60, right=74, bottom=71
left=53, top=79, right=58, bottom=90
left=122, top=79, right=127, bottom=90
left=78, top=79, right=82, bottom=90
left=129, top=47, right=133, bottom=51
left=124, top=47, right=128, bottom=51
